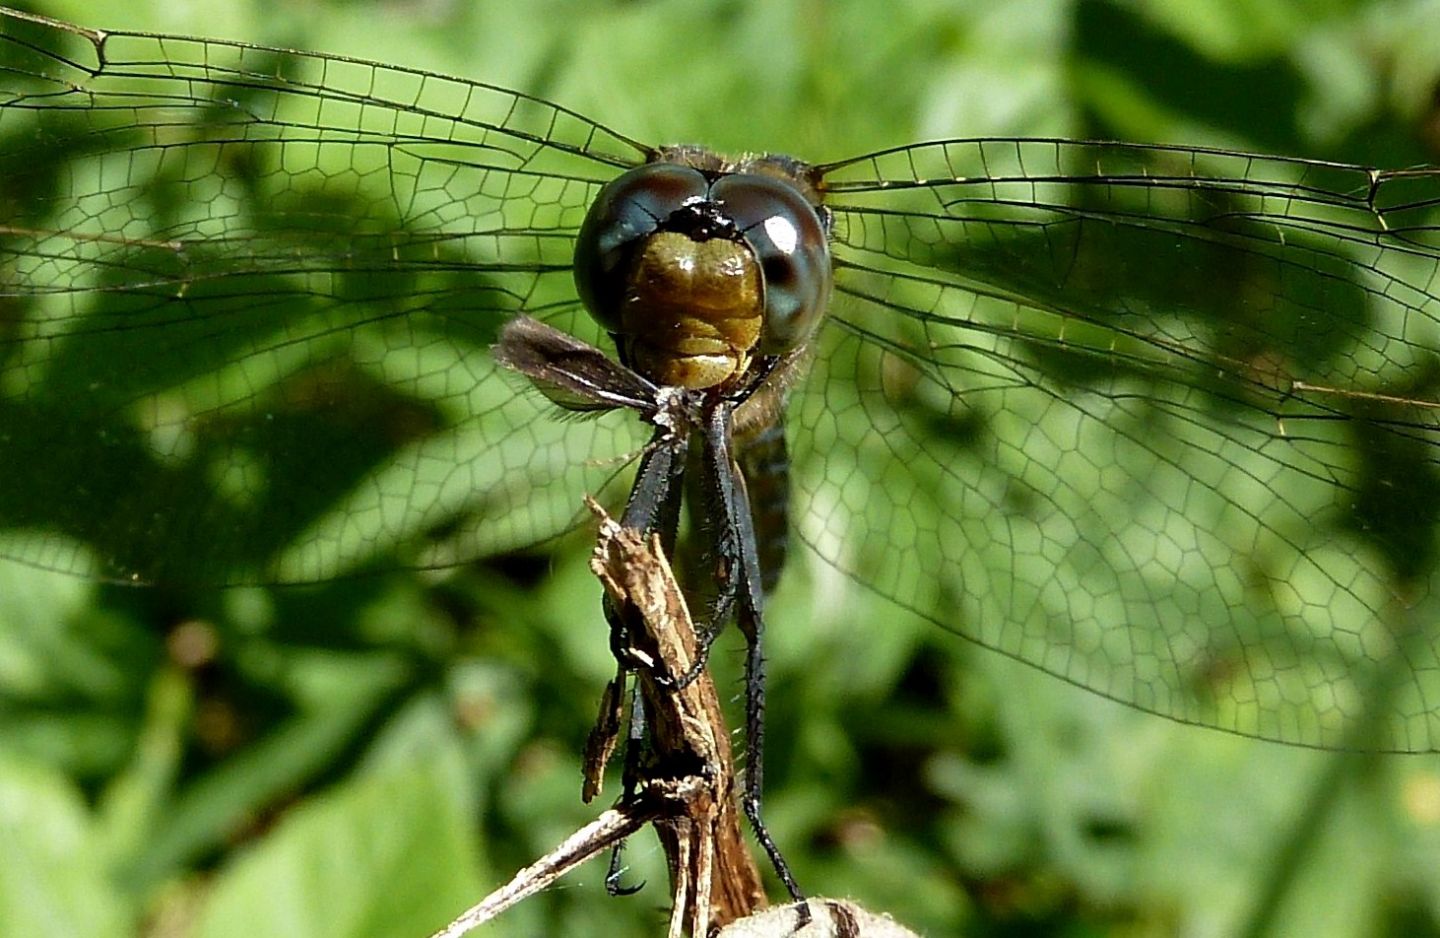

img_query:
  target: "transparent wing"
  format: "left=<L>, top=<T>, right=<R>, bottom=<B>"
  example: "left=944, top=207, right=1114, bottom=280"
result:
left=0, top=10, right=651, bottom=585
left=808, top=138, right=1440, bottom=751
left=9, top=9, right=1440, bottom=753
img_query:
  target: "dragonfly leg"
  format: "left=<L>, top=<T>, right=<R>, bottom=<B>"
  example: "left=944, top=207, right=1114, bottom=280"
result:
left=604, top=678, right=649, bottom=897
left=591, top=426, right=688, bottom=899
left=670, top=618, right=725, bottom=689
left=611, top=426, right=688, bottom=679
left=703, top=404, right=808, bottom=909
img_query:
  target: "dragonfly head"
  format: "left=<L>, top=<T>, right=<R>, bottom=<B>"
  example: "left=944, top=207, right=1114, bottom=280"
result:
left=573, top=155, right=831, bottom=390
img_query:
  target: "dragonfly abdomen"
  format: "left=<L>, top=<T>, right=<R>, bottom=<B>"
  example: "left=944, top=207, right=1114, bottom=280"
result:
left=736, top=414, right=791, bottom=595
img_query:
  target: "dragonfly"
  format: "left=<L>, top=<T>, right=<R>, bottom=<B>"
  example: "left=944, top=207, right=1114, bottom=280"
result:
left=3, top=4, right=1440, bottom=900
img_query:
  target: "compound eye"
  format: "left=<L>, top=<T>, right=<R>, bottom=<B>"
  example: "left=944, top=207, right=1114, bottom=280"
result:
left=712, top=173, right=831, bottom=353
left=573, top=163, right=710, bottom=331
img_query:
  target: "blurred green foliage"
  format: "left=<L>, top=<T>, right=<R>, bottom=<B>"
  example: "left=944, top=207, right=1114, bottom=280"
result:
left=3, top=1, right=1440, bottom=936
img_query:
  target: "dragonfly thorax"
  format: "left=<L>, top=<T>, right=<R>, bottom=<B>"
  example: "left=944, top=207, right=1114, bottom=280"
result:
left=573, top=158, right=832, bottom=390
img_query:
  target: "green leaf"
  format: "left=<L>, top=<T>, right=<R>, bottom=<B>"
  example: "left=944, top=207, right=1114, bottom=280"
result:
left=0, top=758, right=130, bottom=938
left=194, top=750, right=481, bottom=938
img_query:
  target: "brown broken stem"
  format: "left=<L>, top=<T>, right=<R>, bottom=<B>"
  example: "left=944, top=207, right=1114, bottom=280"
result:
left=584, top=496, right=768, bottom=933
left=428, top=498, right=764, bottom=938
left=427, top=777, right=701, bottom=938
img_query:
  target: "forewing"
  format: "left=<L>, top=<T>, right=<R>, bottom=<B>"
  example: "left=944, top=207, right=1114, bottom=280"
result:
left=0, top=10, right=651, bottom=585
left=808, top=138, right=1440, bottom=751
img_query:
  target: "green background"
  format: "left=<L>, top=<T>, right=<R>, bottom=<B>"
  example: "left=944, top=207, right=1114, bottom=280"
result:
left=3, top=1, right=1440, bottom=936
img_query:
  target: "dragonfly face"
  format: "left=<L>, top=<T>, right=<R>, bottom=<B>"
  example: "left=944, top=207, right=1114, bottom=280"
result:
left=573, top=153, right=832, bottom=391
left=3, top=6, right=1440, bottom=765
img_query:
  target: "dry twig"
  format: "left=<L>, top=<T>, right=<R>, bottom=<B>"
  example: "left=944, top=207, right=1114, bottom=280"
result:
left=428, top=498, right=764, bottom=938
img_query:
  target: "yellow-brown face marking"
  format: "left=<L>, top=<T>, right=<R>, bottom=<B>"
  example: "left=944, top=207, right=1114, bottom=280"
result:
left=620, top=231, right=763, bottom=389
